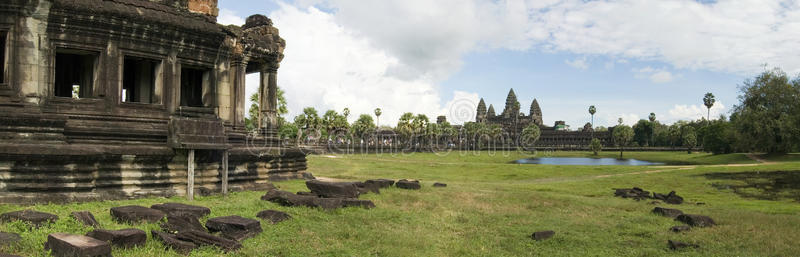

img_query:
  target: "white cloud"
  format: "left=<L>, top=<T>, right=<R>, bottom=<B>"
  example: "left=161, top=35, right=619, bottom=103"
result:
left=632, top=66, right=677, bottom=83
left=299, top=0, right=800, bottom=77
left=565, top=57, right=589, bottom=70
left=228, top=0, right=799, bottom=127
left=439, top=91, right=480, bottom=124
left=666, top=100, right=727, bottom=122
left=217, top=9, right=245, bottom=25
left=241, top=4, right=476, bottom=125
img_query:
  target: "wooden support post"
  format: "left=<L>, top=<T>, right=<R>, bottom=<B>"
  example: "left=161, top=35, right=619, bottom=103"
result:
left=222, top=150, right=229, bottom=196
left=187, top=149, right=195, bottom=201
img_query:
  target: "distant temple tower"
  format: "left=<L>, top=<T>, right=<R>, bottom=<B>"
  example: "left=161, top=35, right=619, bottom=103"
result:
left=476, top=98, right=487, bottom=122
left=502, top=89, right=520, bottom=118
left=487, top=104, right=496, bottom=118
left=530, top=99, right=543, bottom=125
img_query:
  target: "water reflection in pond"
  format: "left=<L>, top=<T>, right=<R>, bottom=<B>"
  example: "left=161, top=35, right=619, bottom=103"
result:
left=514, top=157, right=664, bottom=166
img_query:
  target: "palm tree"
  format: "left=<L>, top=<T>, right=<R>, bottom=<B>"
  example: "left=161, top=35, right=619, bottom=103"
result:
left=342, top=108, right=350, bottom=120
left=648, top=112, right=656, bottom=146
left=588, top=105, right=597, bottom=138
left=703, top=93, right=715, bottom=121
left=374, top=108, right=382, bottom=128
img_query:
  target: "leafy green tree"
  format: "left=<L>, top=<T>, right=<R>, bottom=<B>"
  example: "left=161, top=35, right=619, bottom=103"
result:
left=294, top=107, right=320, bottom=141
left=520, top=124, right=541, bottom=149
left=277, top=87, right=288, bottom=117
left=613, top=121, right=634, bottom=159
left=731, top=68, right=800, bottom=153
left=701, top=117, right=734, bottom=154
left=351, top=114, right=376, bottom=139
left=245, top=87, right=289, bottom=132
left=395, top=112, right=414, bottom=144
left=278, top=122, right=298, bottom=140
left=683, top=129, right=697, bottom=154
left=589, top=138, right=603, bottom=155
left=633, top=119, right=654, bottom=146
left=245, top=93, right=260, bottom=131
left=412, top=114, right=429, bottom=133
left=703, top=92, right=715, bottom=121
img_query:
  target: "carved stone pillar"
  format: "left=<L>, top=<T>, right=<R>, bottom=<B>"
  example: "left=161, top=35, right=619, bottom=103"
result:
left=258, top=64, right=278, bottom=130
left=232, top=61, right=246, bottom=128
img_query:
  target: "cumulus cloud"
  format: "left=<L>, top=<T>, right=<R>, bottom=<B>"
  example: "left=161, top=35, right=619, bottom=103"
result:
left=300, top=0, right=800, bottom=77
left=666, top=101, right=727, bottom=122
left=633, top=67, right=677, bottom=83
left=230, top=4, right=479, bottom=125
left=217, top=8, right=245, bottom=25
left=565, top=57, right=589, bottom=70
left=227, top=0, right=799, bottom=126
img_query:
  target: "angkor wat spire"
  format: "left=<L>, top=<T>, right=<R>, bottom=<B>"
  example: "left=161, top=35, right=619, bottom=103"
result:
left=530, top=98, right=543, bottom=125
left=476, top=98, right=487, bottom=122
left=502, top=89, right=518, bottom=118
left=487, top=104, right=496, bottom=117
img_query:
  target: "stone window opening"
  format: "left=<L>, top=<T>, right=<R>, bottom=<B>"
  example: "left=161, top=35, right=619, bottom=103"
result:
left=1, top=30, right=7, bottom=84
left=122, top=56, right=161, bottom=104
left=54, top=49, right=97, bottom=99
left=180, top=66, right=211, bottom=107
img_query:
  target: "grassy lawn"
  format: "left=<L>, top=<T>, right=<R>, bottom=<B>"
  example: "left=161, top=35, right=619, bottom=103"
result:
left=1, top=151, right=799, bottom=256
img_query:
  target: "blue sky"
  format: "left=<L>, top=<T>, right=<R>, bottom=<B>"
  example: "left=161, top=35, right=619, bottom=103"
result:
left=217, top=0, right=798, bottom=128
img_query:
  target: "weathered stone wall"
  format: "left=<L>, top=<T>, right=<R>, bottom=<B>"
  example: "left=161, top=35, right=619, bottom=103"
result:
left=0, top=0, right=307, bottom=203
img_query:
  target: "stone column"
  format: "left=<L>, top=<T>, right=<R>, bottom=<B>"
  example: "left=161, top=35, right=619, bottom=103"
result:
left=258, top=64, right=278, bottom=130
left=232, top=61, right=246, bottom=128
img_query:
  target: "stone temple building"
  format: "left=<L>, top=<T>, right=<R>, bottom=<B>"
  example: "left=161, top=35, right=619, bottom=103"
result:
left=0, top=0, right=310, bottom=203
left=475, top=89, right=612, bottom=147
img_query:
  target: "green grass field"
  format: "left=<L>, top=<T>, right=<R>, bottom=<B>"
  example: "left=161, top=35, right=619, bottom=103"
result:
left=1, top=151, right=799, bottom=256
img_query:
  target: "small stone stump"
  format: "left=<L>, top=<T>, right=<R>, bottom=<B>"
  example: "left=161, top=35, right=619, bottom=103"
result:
left=433, top=182, right=447, bottom=187
left=670, top=226, right=691, bottom=232
left=256, top=210, right=292, bottom=224
left=306, top=180, right=361, bottom=198
left=86, top=228, right=147, bottom=248
left=0, top=232, right=21, bottom=246
left=675, top=214, right=716, bottom=227
left=71, top=211, right=100, bottom=228
left=44, top=233, right=111, bottom=257
left=654, top=191, right=684, bottom=204
left=364, top=179, right=395, bottom=188
left=206, top=216, right=262, bottom=241
left=668, top=240, right=699, bottom=250
left=151, top=203, right=211, bottom=218
left=531, top=230, right=555, bottom=241
left=110, top=205, right=166, bottom=224
left=176, top=230, right=242, bottom=252
left=151, top=230, right=196, bottom=255
left=396, top=179, right=421, bottom=190
left=161, top=214, right=207, bottom=234
left=0, top=210, right=59, bottom=228
left=652, top=207, right=684, bottom=218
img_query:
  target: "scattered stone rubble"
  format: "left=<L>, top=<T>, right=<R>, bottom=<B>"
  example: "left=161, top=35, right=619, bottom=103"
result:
left=0, top=178, right=434, bottom=255
left=70, top=211, right=100, bottom=228
left=613, top=187, right=684, bottom=204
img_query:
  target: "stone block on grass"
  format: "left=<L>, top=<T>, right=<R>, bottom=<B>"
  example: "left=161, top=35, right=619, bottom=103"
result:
left=44, top=233, right=111, bottom=257
left=110, top=205, right=165, bottom=224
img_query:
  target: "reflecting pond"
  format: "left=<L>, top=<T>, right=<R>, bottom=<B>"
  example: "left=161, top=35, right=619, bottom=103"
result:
left=513, top=157, right=664, bottom=166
